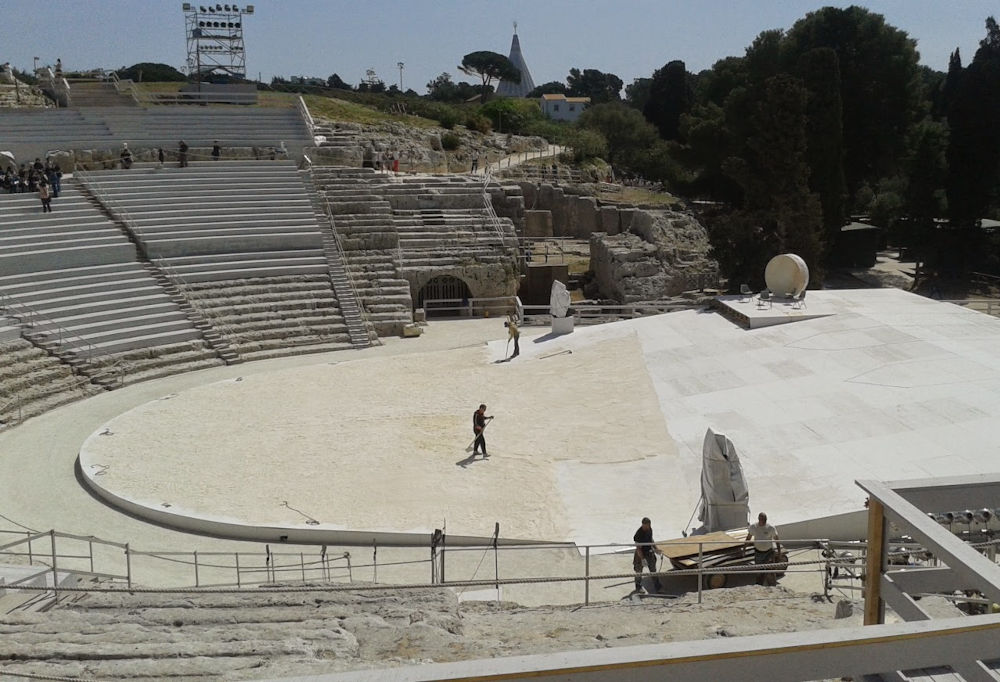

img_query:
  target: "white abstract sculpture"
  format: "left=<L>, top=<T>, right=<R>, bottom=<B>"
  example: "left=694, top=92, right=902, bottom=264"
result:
left=764, top=253, right=809, bottom=298
left=549, top=280, right=574, bottom=334
left=549, top=280, right=571, bottom=318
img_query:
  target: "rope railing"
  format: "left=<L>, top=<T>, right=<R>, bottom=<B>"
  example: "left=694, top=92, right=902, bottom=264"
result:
left=5, top=527, right=998, bottom=611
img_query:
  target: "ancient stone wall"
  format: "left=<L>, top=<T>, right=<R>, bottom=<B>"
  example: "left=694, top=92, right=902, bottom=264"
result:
left=589, top=210, right=719, bottom=302
left=405, top=262, right=519, bottom=303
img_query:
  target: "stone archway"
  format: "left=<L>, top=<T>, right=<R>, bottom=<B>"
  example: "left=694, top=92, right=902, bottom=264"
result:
left=417, top=275, right=472, bottom=317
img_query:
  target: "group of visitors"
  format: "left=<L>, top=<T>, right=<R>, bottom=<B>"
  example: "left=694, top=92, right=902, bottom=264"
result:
left=374, top=148, right=399, bottom=173
left=115, top=140, right=221, bottom=170
left=3, top=158, right=62, bottom=212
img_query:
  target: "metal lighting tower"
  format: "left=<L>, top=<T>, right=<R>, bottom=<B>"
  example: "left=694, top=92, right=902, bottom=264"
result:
left=182, top=3, right=254, bottom=84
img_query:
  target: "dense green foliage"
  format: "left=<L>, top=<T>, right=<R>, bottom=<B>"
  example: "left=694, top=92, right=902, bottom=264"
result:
left=117, top=63, right=186, bottom=82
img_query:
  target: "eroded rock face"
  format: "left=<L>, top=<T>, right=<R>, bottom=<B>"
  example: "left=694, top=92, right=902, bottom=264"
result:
left=308, top=119, right=549, bottom=174
left=590, top=210, right=719, bottom=302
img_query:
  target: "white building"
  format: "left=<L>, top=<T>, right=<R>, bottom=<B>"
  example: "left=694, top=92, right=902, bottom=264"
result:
left=540, top=93, right=590, bottom=122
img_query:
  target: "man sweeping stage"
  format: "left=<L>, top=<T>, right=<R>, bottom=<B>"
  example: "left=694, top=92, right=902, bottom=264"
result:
left=471, top=403, right=493, bottom=458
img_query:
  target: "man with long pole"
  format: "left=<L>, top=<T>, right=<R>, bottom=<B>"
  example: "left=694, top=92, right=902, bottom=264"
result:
left=471, top=403, right=493, bottom=458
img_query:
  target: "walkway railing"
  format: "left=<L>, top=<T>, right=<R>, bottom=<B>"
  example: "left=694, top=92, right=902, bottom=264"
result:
left=421, top=296, right=698, bottom=322
left=941, top=299, right=1000, bottom=317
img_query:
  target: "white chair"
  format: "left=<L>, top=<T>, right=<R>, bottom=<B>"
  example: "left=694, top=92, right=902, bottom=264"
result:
left=739, top=283, right=752, bottom=302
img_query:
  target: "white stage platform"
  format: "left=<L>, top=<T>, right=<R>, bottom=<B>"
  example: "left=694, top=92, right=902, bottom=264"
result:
left=715, top=293, right=834, bottom=328
left=79, top=289, right=1000, bottom=548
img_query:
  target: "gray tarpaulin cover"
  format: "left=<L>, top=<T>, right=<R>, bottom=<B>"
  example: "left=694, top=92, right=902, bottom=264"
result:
left=697, top=428, right=750, bottom=532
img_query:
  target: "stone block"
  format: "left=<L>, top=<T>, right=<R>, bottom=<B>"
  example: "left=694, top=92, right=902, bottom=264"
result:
left=551, top=316, right=574, bottom=334
left=524, top=210, right=553, bottom=238
left=600, top=206, right=621, bottom=235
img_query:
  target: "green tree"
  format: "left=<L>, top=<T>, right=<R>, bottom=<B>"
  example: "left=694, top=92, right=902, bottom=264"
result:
left=643, top=60, right=693, bottom=141
left=782, top=6, right=924, bottom=196
left=566, top=68, right=623, bottom=103
left=458, top=51, right=520, bottom=102
left=947, top=18, right=1000, bottom=237
left=577, top=102, right=658, bottom=167
left=327, top=73, right=351, bottom=90
left=527, top=81, right=567, bottom=97
left=713, top=74, right=825, bottom=286
left=624, top=78, right=652, bottom=111
left=117, top=62, right=186, bottom=82
left=479, top=97, right=542, bottom=135
left=796, top=47, right=847, bottom=246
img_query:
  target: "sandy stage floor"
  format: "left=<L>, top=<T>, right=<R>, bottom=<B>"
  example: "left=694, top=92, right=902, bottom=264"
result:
left=80, top=329, right=675, bottom=543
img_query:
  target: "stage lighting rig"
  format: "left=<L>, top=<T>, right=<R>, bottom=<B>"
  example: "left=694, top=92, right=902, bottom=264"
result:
left=182, top=2, right=252, bottom=82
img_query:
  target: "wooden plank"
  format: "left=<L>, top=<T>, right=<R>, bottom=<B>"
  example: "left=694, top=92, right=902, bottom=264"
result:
left=657, top=531, right=745, bottom=560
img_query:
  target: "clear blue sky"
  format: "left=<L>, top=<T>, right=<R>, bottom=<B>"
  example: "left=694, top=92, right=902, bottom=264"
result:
left=2, top=1, right=997, bottom=91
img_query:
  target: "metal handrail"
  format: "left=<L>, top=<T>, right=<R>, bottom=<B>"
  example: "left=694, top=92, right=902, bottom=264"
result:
left=481, top=169, right=515, bottom=253
left=321, top=199, right=379, bottom=346
left=0, top=291, right=126, bottom=386
left=155, top=258, right=242, bottom=344
left=297, top=95, right=316, bottom=136
left=0, top=527, right=899, bottom=608
left=940, top=299, right=1000, bottom=316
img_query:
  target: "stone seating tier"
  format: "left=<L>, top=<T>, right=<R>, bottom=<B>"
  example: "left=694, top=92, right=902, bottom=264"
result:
left=0, top=184, right=207, bottom=356
left=177, top=275, right=353, bottom=360
left=0, top=107, right=311, bottom=161
left=0, top=338, right=102, bottom=426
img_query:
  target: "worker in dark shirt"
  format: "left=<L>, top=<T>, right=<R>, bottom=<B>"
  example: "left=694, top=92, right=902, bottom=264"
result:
left=633, top=517, right=662, bottom=593
left=472, top=403, right=493, bottom=457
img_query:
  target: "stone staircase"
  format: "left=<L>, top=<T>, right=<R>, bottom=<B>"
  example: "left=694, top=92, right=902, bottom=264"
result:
left=0, top=181, right=224, bottom=385
left=67, top=81, right=138, bottom=107
left=301, top=172, right=375, bottom=347
left=311, top=168, right=414, bottom=335
left=310, top=167, right=519, bottom=328
left=77, top=160, right=359, bottom=360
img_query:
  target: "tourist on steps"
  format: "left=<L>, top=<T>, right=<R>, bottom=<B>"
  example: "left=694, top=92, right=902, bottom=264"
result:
left=120, top=143, right=133, bottom=170
left=212, top=141, right=221, bottom=161
left=178, top=140, right=189, bottom=168
left=472, top=403, right=493, bottom=457
left=633, top=517, right=662, bottom=593
left=38, top=179, right=52, bottom=213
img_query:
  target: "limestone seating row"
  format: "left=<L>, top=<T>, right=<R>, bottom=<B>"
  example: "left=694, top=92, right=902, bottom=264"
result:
left=0, top=339, right=100, bottom=424
left=3, top=108, right=310, bottom=161
left=106, top=340, right=224, bottom=387
left=0, top=261, right=202, bottom=355
left=0, top=183, right=142, bottom=276
left=155, top=252, right=329, bottom=283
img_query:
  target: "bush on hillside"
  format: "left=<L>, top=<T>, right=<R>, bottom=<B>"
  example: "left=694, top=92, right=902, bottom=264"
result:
left=117, top=63, right=186, bottom=82
left=479, top=98, right=543, bottom=135
left=441, top=133, right=461, bottom=151
left=465, top=113, right=492, bottom=134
